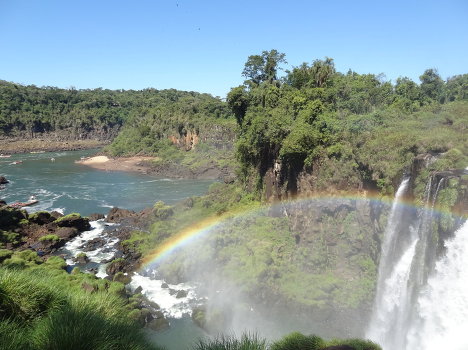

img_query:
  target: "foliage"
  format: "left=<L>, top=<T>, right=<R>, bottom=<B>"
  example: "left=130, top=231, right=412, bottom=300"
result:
left=193, top=333, right=267, bottom=350
left=228, top=50, right=467, bottom=195
left=38, top=234, right=60, bottom=242
left=191, top=332, right=380, bottom=350
left=270, top=332, right=324, bottom=350
left=0, top=262, right=162, bottom=350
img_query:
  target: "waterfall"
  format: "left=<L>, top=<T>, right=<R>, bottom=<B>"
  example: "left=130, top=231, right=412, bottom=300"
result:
left=406, top=220, right=468, bottom=350
left=366, top=177, right=414, bottom=348
left=367, top=174, right=468, bottom=350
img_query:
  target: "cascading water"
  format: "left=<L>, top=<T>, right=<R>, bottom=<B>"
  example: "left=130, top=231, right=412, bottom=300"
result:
left=367, top=174, right=467, bottom=350
left=366, top=177, right=415, bottom=349
left=406, top=220, right=468, bottom=350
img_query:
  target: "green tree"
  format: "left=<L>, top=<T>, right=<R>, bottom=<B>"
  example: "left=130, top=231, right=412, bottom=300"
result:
left=242, top=50, right=287, bottom=86
left=420, top=68, right=444, bottom=102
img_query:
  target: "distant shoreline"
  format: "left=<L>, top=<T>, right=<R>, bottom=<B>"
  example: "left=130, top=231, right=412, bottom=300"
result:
left=0, top=139, right=108, bottom=154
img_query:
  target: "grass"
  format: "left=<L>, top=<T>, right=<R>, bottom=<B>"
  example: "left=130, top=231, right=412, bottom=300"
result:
left=192, top=332, right=381, bottom=350
left=0, top=256, right=163, bottom=350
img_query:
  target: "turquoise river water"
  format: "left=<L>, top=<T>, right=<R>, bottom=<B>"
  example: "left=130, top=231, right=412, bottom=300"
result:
left=0, top=149, right=214, bottom=215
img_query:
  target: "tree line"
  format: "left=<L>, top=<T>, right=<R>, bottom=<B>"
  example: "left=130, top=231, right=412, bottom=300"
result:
left=227, top=50, right=467, bottom=194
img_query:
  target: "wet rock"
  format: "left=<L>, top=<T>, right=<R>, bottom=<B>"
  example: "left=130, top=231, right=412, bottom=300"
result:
left=175, top=290, right=188, bottom=298
left=106, top=207, right=137, bottom=223
left=0, top=200, right=6, bottom=207
left=134, top=286, right=143, bottom=294
left=168, top=288, right=177, bottom=295
left=50, top=211, right=63, bottom=220
left=142, top=299, right=161, bottom=311
left=88, top=213, right=105, bottom=221
left=73, top=253, right=89, bottom=264
left=106, top=258, right=126, bottom=276
left=161, top=282, right=169, bottom=289
left=54, top=213, right=91, bottom=232
left=113, top=272, right=131, bottom=284
left=0, top=176, right=9, bottom=184
left=82, top=237, right=106, bottom=251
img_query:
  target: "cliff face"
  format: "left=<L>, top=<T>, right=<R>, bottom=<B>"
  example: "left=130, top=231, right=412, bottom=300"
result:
left=168, top=124, right=236, bottom=152
left=256, top=152, right=467, bottom=336
left=1, top=124, right=121, bottom=142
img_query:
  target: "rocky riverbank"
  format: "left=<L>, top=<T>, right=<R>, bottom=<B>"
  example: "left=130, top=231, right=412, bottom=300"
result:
left=0, top=138, right=107, bottom=154
left=0, top=203, right=91, bottom=257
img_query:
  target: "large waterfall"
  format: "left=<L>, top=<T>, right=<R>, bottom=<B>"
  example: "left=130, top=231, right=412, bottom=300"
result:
left=367, top=176, right=468, bottom=350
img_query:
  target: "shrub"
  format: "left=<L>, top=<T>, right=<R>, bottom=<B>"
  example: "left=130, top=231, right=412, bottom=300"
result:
left=271, top=332, right=325, bottom=350
left=39, top=234, right=60, bottom=242
left=193, top=333, right=267, bottom=350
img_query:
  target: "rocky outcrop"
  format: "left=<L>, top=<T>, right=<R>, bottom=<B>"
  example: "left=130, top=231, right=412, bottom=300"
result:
left=55, top=213, right=91, bottom=232
left=0, top=176, right=9, bottom=184
left=0, top=205, right=91, bottom=256
left=88, top=213, right=105, bottom=221
left=106, top=258, right=127, bottom=276
left=106, top=207, right=138, bottom=223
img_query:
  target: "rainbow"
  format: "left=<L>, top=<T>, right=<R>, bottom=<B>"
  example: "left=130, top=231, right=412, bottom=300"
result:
left=141, top=192, right=467, bottom=269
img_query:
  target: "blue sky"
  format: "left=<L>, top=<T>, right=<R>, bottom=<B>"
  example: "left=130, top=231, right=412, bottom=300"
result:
left=0, top=0, right=466, bottom=97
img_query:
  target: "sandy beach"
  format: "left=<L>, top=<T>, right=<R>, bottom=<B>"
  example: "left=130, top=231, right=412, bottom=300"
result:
left=76, top=155, right=158, bottom=173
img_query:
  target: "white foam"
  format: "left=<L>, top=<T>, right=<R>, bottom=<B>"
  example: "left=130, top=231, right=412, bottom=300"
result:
left=63, top=220, right=118, bottom=265
left=406, top=220, right=468, bottom=350
left=129, top=272, right=199, bottom=318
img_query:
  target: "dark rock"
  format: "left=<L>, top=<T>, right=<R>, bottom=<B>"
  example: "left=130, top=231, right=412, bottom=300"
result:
left=0, top=176, right=9, bottom=184
left=88, top=213, right=105, bottom=221
left=73, top=253, right=89, bottom=264
left=113, top=272, right=131, bottom=284
left=0, top=200, right=6, bottom=206
left=175, top=290, right=188, bottom=298
left=142, top=299, right=161, bottom=311
left=106, top=258, right=126, bottom=276
left=82, top=237, right=106, bottom=251
left=54, top=227, right=79, bottom=240
left=106, top=207, right=137, bottom=223
left=55, top=214, right=91, bottom=232
left=161, top=282, right=169, bottom=289
left=50, top=211, right=63, bottom=220
left=134, top=286, right=143, bottom=294
left=29, top=211, right=53, bottom=225
left=168, top=288, right=177, bottom=295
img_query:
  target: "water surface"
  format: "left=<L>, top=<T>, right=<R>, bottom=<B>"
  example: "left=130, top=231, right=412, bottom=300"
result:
left=0, top=149, right=214, bottom=215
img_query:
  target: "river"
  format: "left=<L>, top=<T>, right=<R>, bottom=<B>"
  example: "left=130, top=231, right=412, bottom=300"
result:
left=0, top=149, right=214, bottom=349
left=0, top=149, right=214, bottom=215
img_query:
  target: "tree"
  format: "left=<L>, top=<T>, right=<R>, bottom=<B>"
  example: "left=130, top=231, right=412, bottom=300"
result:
left=227, top=86, right=249, bottom=125
left=310, top=57, right=335, bottom=88
left=242, top=50, right=287, bottom=86
left=419, top=68, right=444, bottom=102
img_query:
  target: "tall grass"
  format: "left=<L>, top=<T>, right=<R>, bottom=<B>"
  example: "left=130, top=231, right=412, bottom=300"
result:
left=193, top=333, right=267, bottom=350
left=0, top=267, right=162, bottom=350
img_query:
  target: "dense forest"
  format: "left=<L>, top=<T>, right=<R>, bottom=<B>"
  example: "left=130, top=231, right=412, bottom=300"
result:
left=227, top=50, right=467, bottom=197
left=0, top=81, right=229, bottom=145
